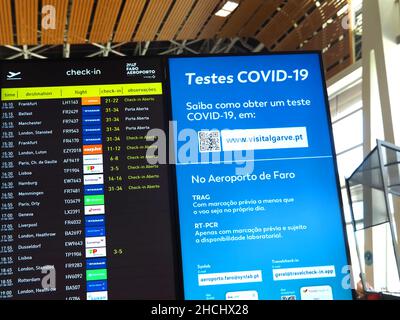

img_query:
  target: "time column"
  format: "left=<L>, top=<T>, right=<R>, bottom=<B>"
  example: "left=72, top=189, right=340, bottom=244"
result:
left=0, top=100, right=16, bottom=299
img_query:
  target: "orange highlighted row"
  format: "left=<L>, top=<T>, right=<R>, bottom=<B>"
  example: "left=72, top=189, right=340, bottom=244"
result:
left=82, top=97, right=101, bottom=105
left=83, top=144, right=103, bottom=155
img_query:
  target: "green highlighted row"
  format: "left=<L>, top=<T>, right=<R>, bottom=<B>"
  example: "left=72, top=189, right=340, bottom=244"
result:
left=86, top=269, right=107, bottom=281
left=84, top=195, right=105, bottom=206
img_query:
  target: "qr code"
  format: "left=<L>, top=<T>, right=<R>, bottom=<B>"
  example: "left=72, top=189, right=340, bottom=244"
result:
left=198, top=130, right=221, bottom=153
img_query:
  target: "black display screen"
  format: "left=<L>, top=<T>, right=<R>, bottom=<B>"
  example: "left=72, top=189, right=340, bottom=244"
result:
left=0, top=58, right=177, bottom=300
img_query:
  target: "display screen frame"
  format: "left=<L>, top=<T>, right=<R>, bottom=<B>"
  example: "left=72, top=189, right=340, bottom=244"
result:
left=165, top=51, right=355, bottom=301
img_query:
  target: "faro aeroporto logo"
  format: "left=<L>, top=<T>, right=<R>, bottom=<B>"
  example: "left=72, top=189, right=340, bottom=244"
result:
left=126, top=62, right=156, bottom=78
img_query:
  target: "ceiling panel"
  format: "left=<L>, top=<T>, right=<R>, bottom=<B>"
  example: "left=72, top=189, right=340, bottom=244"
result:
left=176, top=0, right=221, bottom=41
left=275, top=4, right=325, bottom=51
left=273, top=28, right=303, bottom=51
left=0, top=0, right=353, bottom=79
left=198, top=15, right=225, bottom=40
left=113, top=0, right=146, bottom=42
left=257, top=0, right=314, bottom=49
left=15, top=0, right=38, bottom=45
left=41, top=0, right=69, bottom=44
left=301, top=15, right=345, bottom=51
left=298, top=0, right=347, bottom=50
left=67, top=0, right=94, bottom=44
left=240, top=0, right=283, bottom=37
left=218, top=0, right=263, bottom=38
left=89, top=0, right=122, bottom=43
left=295, top=4, right=325, bottom=42
left=321, top=0, right=348, bottom=19
left=158, top=0, right=195, bottom=41
left=326, top=56, right=352, bottom=79
left=134, top=0, right=174, bottom=41
left=0, top=0, right=13, bottom=45
left=323, top=34, right=351, bottom=69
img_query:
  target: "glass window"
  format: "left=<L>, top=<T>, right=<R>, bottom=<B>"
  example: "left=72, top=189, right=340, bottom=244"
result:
left=341, top=188, right=364, bottom=223
left=329, top=72, right=364, bottom=292
left=333, top=110, right=363, bottom=154
left=337, top=146, right=364, bottom=186
left=346, top=223, right=361, bottom=285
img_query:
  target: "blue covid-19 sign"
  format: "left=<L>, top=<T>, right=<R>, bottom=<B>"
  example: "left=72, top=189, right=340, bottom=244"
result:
left=168, top=53, right=352, bottom=300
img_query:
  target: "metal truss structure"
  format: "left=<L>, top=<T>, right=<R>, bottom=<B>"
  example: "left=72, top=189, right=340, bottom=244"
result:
left=0, top=37, right=266, bottom=60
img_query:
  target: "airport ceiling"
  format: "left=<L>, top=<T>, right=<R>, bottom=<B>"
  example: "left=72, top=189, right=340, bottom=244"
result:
left=0, top=0, right=353, bottom=78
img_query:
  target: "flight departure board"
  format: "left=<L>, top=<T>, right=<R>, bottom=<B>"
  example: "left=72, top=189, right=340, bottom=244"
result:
left=0, top=58, right=177, bottom=300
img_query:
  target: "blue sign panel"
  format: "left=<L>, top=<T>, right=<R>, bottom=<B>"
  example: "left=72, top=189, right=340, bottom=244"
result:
left=168, top=53, right=352, bottom=300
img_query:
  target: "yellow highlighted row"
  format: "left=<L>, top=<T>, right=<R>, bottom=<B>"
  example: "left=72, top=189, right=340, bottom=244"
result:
left=1, top=83, right=163, bottom=101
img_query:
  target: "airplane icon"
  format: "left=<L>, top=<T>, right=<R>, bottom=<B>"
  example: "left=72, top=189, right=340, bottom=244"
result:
left=6, top=71, right=22, bottom=80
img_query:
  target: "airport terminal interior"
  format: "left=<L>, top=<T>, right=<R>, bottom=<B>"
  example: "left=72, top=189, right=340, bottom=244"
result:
left=0, top=0, right=400, bottom=301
